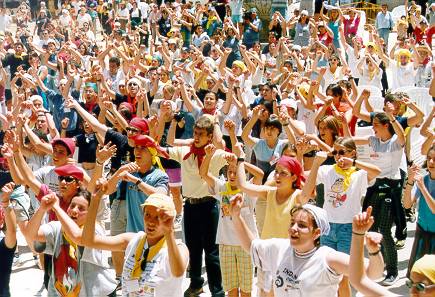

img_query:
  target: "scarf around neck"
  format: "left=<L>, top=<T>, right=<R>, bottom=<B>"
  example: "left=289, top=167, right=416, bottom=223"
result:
left=183, top=144, right=207, bottom=168
left=333, top=164, right=357, bottom=192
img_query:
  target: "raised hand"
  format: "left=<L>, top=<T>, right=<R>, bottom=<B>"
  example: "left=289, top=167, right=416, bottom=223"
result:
left=1, top=182, right=15, bottom=206
left=352, top=206, right=374, bottom=235
left=96, top=142, right=117, bottom=164
left=224, top=119, right=236, bottom=133
left=365, top=232, right=383, bottom=254
left=158, top=208, right=175, bottom=235
left=40, top=193, right=58, bottom=211
left=229, top=194, right=243, bottom=217
left=204, top=143, right=216, bottom=156
left=61, top=117, right=70, bottom=130
left=361, top=89, right=371, bottom=99
left=314, top=151, right=328, bottom=164
left=224, top=153, right=237, bottom=166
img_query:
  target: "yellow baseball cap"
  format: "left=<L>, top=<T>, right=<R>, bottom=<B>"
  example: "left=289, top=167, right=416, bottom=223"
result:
left=141, top=193, right=176, bottom=216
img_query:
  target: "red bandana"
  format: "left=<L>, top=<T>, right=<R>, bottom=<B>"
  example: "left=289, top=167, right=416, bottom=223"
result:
left=183, top=144, right=207, bottom=168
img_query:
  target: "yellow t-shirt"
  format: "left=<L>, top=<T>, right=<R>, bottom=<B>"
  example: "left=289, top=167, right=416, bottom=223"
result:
left=260, top=189, right=300, bottom=239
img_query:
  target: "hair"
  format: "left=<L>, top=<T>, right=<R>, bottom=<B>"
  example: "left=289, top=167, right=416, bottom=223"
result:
left=423, top=144, right=435, bottom=169
left=264, top=114, right=283, bottom=134
left=383, top=92, right=400, bottom=105
left=194, top=115, right=215, bottom=135
left=326, top=83, right=343, bottom=99
left=338, top=79, right=351, bottom=91
left=75, top=190, right=91, bottom=204
left=109, top=56, right=121, bottom=67
left=334, top=137, right=357, bottom=158
left=373, top=112, right=395, bottom=135
left=281, top=143, right=297, bottom=157
left=318, top=115, right=340, bottom=140
left=290, top=205, right=320, bottom=247
left=163, top=84, right=176, bottom=96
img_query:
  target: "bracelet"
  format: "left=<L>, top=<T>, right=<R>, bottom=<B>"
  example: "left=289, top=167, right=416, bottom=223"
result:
left=237, top=157, right=245, bottom=163
left=352, top=158, right=356, bottom=167
left=407, top=181, right=414, bottom=186
left=282, top=122, right=289, bottom=127
left=96, top=159, right=104, bottom=166
left=391, top=119, right=396, bottom=123
left=352, top=230, right=366, bottom=236
left=135, top=179, right=142, bottom=186
left=368, top=250, right=381, bottom=256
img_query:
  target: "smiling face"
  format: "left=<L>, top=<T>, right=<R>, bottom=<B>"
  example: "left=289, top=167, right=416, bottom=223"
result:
left=67, top=195, right=88, bottom=226
left=372, top=117, right=390, bottom=138
left=52, top=144, right=70, bottom=166
left=58, top=175, right=80, bottom=199
left=288, top=209, right=320, bottom=251
left=203, top=93, right=217, bottom=110
left=333, top=144, right=355, bottom=169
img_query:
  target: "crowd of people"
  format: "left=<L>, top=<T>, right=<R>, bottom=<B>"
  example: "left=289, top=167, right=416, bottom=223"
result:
left=0, top=0, right=434, bottom=297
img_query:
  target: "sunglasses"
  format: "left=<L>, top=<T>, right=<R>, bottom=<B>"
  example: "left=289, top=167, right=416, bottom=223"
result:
left=140, top=248, right=150, bottom=271
left=331, top=149, right=348, bottom=156
left=126, top=127, right=140, bottom=133
left=58, top=176, right=77, bottom=183
left=405, top=279, right=428, bottom=291
left=128, top=82, right=138, bottom=87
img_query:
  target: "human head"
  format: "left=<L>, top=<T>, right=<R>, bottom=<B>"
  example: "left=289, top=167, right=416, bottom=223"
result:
left=133, top=135, right=169, bottom=170
left=372, top=112, right=395, bottom=138
left=108, top=57, right=120, bottom=75
left=51, top=138, right=75, bottom=166
left=126, top=117, right=150, bottom=146
left=193, top=115, right=214, bottom=148
left=141, top=193, right=176, bottom=238
left=55, top=164, right=84, bottom=198
left=289, top=204, right=329, bottom=251
left=275, top=156, right=305, bottom=189
left=317, top=115, right=340, bottom=143
left=263, top=114, right=282, bottom=140
left=127, top=78, right=141, bottom=96
left=333, top=137, right=357, bottom=169
left=203, top=92, right=218, bottom=111
left=408, top=255, right=435, bottom=296
left=424, top=145, right=435, bottom=177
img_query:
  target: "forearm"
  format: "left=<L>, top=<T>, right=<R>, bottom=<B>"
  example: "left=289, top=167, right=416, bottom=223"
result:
left=231, top=214, right=255, bottom=252
left=82, top=195, right=100, bottom=246
left=354, top=160, right=381, bottom=182
left=27, top=207, right=46, bottom=242
left=53, top=205, right=83, bottom=244
left=165, top=232, right=187, bottom=277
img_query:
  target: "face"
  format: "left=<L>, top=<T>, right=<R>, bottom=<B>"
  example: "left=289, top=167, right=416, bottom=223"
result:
left=372, top=117, right=389, bottom=138
left=58, top=175, right=80, bottom=198
left=329, top=56, right=339, bottom=66
left=14, top=44, right=23, bottom=54
left=427, top=150, right=435, bottom=176
left=128, top=81, right=140, bottom=95
left=274, top=164, right=296, bottom=188
left=52, top=144, right=69, bottom=166
left=134, top=146, right=153, bottom=166
left=204, top=94, right=217, bottom=110
left=143, top=206, right=164, bottom=238
left=36, top=115, right=47, bottom=130
left=333, top=144, right=355, bottom=169
left=318, top=121, right=334, bottom=141
left=67, top=196, right=88, bottom=226
left=231, top=65, right=242, bottom=76
left=261, top=86, right=272, bottom=100
left=409, top=271, right=435, bottom=297
left=288, top=210, right=320, bottom=251
left=84, top=87, right=96, bottom=102
left=193, top=127, right=212, bottom=148
left=126, top=126, right=141, bottom=146
left=109, top=62, right=118, bottom=75
left=264, top=125, right=280, bottom=140
left=226, top=164, right=237, bottom=186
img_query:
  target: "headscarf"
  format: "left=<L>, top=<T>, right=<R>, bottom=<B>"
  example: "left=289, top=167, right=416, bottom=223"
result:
left=302, top=204, right=330, bottom=235
left=276, top=156, right=305, bottom=188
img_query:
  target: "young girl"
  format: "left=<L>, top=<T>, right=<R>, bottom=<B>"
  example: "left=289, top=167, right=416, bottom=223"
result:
left=403, top=145, right=435, bottom=277
left=303, top=138, right=381, bottom=296
left=27, top=191, right=117, bottom=296
left=200, top=143, right=263, bottom=297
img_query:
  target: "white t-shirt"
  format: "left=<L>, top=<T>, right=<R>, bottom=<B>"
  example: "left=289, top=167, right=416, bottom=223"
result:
left=251, top=238, right=341, bottom=297
left=317, top=165, right=368, bottom=223
left=219, top=104, right=243, bottom=136
left=297, top=102, right=317, bottom=134
left=210, top=179, right=258, bottom=245
left=389, top=62, right=416, bottom=90
left=122, top=232, right=185, bottom=297
left=77, top=13, right=92, bottom=28
left=346, top=46, right=362, bottom=78
left=368, top=135, right=403, bottom=180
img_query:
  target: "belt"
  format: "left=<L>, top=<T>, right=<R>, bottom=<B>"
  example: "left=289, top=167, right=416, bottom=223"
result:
left=185, top=196, right=215, bottom=205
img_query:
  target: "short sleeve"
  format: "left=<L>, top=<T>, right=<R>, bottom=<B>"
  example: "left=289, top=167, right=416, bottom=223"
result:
left=167, top=146, right=189, bottom=163
left=250, top=238, right=287, bottom=272
left=316, top=165, right=328, bottom=185
left=40, top=221, right=61, bottom=255
left=153, top=171, right=169, bottom=194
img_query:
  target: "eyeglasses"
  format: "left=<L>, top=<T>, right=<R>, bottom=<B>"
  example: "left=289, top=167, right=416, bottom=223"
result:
left=126, top=127, right=140, bottom=133
left=58, top=176, right=77, bottom=183
left=140, top=248, right=150, bottom=271
left=405, top=279, right=429, bottom=291
left=331, top=149, right=348, bottom=156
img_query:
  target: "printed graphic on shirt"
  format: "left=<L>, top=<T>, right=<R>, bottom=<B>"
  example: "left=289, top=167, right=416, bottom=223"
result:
left=327, top=178, right=347, bottom=208
left=275, top=267, right=300, bottom=290
left=221, top=195, right=232, bottom=217
left=53, top=235, right=81, bottom=296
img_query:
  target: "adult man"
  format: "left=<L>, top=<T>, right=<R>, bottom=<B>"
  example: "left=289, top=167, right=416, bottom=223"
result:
left=242, top=7, right=262, bottom=49
left=2, top=42, right=30, bottom=79
left=167, top=115, right=227, bottom=297
left=375, top=4, right=394, bottom=48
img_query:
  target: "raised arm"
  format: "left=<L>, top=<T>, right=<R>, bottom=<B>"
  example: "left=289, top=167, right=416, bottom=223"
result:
left=352, top=89, right=372, bottom=122
left=1, top=183, right=17, bottom=249
left=241, top=106, right=261, bottom=148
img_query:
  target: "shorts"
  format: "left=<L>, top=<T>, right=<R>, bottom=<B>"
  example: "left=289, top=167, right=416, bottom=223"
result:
left=320, top=222, right=352, bottom=254
left=219, top=244, right=253, bottom=293
left=166, top=168, right=182, bottom=187
left=110, top=199, right=127, bottom=236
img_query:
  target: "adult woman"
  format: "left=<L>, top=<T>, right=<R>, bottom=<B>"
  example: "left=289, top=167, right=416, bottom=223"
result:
left=304, top=138, right=381, bottom=297
left=288, top=10, right=312, bottom=47
left=354, top=111, right=406, bottom=286
left=82, top=187, right=189, bottom=296
left=321, top=5, right=342, bottom=49
left=403, top=146, right=435, bottom=277
left=229, top=197, right=384, bottom=297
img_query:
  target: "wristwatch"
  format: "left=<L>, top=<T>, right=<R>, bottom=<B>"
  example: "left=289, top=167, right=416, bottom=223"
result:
left=237, top=157, right=245, bottom=163
left=135, top=179, right=142, bottom=186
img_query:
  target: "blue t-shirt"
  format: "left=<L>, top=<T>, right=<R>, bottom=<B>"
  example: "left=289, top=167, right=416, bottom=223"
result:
left=45, top=89, right=79, bottom=133
left=415, top=174, right=435, bottom=233
left=120, top=167, right=169, bottom=232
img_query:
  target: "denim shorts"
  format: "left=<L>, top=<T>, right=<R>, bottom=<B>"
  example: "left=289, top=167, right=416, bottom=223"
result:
left=320, top=222, right=353, bottom=254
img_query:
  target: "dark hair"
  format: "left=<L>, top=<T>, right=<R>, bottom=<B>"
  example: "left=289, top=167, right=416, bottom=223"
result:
left=373, top=112, right=395, bottom=135
left=334, top=137, right=357, bottom=158
left=194, top=115, right=215, bottom=135
left=290, top=205, right=320, bottom=246
left=327, top=83, right=344, bottom=99
left=109, top=56, right=121, bottom=67
left=264, top=114, right=283, bottom=134
left=75, top=190, right=92, bottom=204
left=318, top=115, right=340, bottom=141
left=384, top=92, right=400, bottom=104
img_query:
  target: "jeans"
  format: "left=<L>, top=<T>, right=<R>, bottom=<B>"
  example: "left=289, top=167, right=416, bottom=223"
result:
left=321, top=223, right=353, bottom=254
left=184, top=199, right=224, bottom=296
left=378, top=28, right=391, bottom=48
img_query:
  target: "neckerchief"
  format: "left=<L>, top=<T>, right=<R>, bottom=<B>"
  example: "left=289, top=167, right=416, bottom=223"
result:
left=131, top=235, right=166, bottom=279
left=147, top=148, right=164, bottom=172
left=202, top=107, right=216, bottom=115
left=14, top=53, right=26, bottom=60
left=183, top=144, right=207, bottom=168
left=333, top=164, right=357, bottom=192
left=219, top=182, right=241, bottom=196
left=53, top=231, right=82, bottom=296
